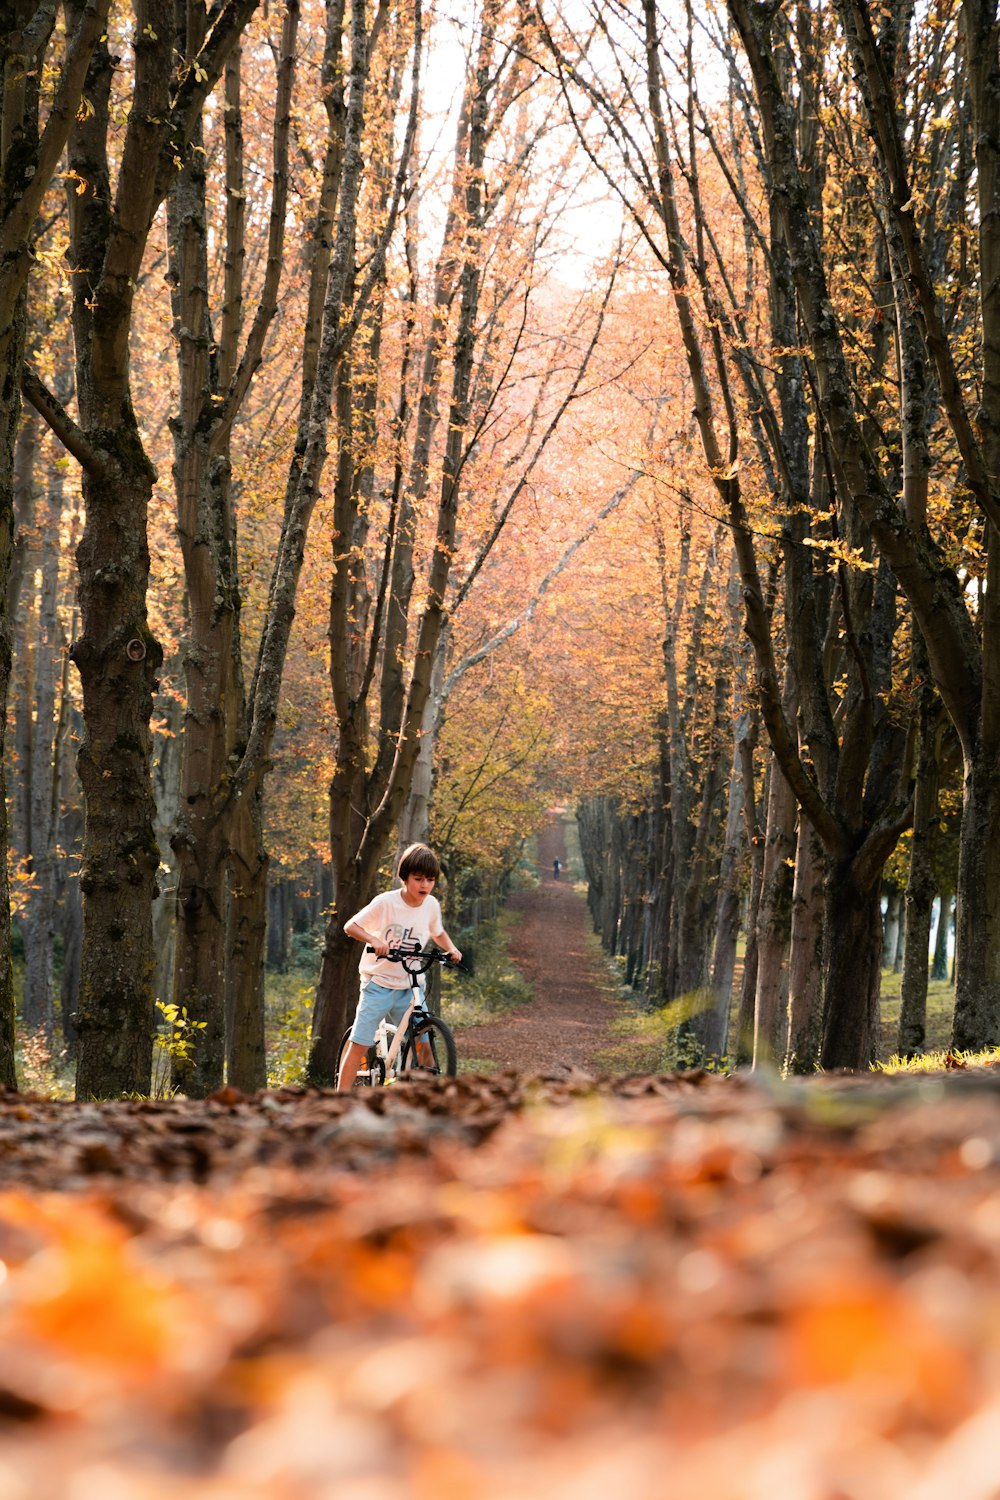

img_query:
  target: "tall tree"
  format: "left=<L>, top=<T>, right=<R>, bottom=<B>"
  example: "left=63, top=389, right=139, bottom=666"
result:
left=0, top=0, right=111, bottom=1086
left=539, top=0, right=914, bottom=1067
left=223, top=0, right=424, bottom=1090
left=23, top=0, right=258, bottom=1097
left=165, top=0, right=299, bottom=1094
left=308, top=0, right=552, bottom=1081
left=726, top=0, right=1000, bottom=1055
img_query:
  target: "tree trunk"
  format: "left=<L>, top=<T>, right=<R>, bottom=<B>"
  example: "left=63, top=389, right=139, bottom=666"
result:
left=171, top=818, right=228, bottom=1093
left=0, top=309, right=25, bottom=1088
left=167, top=7, right=298, bottom=1097
left=752, top=761, right=796, bottom=1068
left=786, top=818, right=825, bottom=1073
left=604, top=809, right=623, bottom=956
left=684, top=677, right=730, bottom=1052
left=1, top=0, right=112, bottom=1091
left=72, top=455, right=163, bottom=1099
left=648, top=729, right=672, bottom=1005
left=898, top=879, right=933, bottom=1059
left=705, top=735, right=746, bottom=1057
left=951, top=752, right=1000, bottom=1050
left=167, top=167, right=244, bottom=1094
left=267, top=877, right=289, bottom=969
left=54, top=684, right=83, bottom=1052
left=22, top=457, right=64, bottom=1036
left=151, top=692, right=182, bottom=1013
left=58, top=867, right=83, bottom=1050
left=11, top=409, right=38, bottom=885
left=735, top=871, right=761, bottom=1067
left=24, top=0, right=258, bottom=1098
left=898, top=700, right=941, bottom=1057
left=820, top=859, right=883, bottom=1069
left=733, top=721, right=762, bottom=1066
left=309, top=860, right=371, bottom=1085
left=225, top=791, right=268, bottom=1092
left=0, top=370, right=16, bottom=1084
left=396, top=640, right=445, bottom=850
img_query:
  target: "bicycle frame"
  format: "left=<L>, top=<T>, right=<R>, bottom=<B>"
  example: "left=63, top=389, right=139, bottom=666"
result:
left=344, top=939, right=461, bottom=1086
left=374, top=992, right=419, bottom=1080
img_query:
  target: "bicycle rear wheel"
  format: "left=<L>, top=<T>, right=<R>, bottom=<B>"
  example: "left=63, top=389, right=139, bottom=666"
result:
left=400, top=1013, right=457, bottom=1078
left=337, top=1028, right=385, bottom=1088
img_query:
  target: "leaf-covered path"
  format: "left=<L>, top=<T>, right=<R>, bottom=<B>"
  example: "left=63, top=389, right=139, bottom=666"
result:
left=4, top=841, right=1000, bottom=1497
left=4, top=1068, right=1000, bottom=1497
left=453, top=816, right=624, bottom=1075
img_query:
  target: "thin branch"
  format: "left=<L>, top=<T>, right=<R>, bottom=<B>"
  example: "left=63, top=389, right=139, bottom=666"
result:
left=21, top=363, right=109, bottom=476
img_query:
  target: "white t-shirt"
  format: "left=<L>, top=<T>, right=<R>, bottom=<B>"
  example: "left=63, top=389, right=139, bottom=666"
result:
left=352, top=888, right=445, bottom=989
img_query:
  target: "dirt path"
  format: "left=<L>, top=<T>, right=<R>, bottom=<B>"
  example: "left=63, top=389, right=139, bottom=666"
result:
left=453, top=816, right=623, bottom=1074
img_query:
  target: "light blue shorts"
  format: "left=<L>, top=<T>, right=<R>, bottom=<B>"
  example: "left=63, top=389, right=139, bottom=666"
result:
left=349, top=981, right=411, bottom=1048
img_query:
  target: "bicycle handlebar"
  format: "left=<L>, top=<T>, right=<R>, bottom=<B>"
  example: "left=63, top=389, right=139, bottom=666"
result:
left=364, top=941, right=466, bottom=974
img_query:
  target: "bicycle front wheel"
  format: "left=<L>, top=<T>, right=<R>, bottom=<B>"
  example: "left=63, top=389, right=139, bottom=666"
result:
left=337, top=1028, right=385, bottom=1088
left=400, top=1013, right=457, bottom=1078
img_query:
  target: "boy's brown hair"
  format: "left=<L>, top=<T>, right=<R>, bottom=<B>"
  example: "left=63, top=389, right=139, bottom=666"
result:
left=397, top=843, right=441, bottom=881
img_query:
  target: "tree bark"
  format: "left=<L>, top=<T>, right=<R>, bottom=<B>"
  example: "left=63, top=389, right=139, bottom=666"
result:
left=952, top=754, right=1000, bottom=1049
left=22, top=0, right=259, bottom=1098
left=224, top=791, right=268, bottom=1091
left=72, top=452, right=162, bottom=1099
left=898, top=709, right=941, bottom=1056
left=309, top=1, right=493, bottom=1082
left=705, top=717, right=752, bottom=1058
left=786, top=818, right=825, bottom=1073
left=151, top=692, right=182, bottom=1019
left=752, top=757, right=796, bottom=1068
left=0, top=0, right=111, bottom=1082
left=167, top=4, right=298, bottom=1095
left=21, top=448, right=65, bottom=1036
left=821, top=859, right=884, bottom=1069
left=882, top=887, right=902, bottom=978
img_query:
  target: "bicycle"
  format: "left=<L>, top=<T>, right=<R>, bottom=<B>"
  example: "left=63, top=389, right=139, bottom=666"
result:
left=336, top=940, right=462, bottom=1087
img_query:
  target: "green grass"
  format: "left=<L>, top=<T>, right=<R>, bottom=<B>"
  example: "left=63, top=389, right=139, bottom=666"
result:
left=881, top=966, right=959, bottom=1050
left=584, top=943, right=981, bottom=1080
left=266, top=974, right=315, bottom=1089
left=438, top=911, right=534, bottom=1030
left=556, top=934, right=682, bottom=1076
left=876, top=962, right=1000, bottom=1072
left=592, top=982, right=733, bottom=1075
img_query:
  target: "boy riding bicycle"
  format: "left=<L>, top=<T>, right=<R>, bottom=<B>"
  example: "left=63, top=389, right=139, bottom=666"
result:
left=337, top=843, right=462, bottom=1091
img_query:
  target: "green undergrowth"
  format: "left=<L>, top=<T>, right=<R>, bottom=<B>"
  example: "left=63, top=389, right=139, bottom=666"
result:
left=591, top=947, right=976, bottom=1081
left=13, top=999, right=207, bottom=1100
left=266, top=975, right=314, bottom=1089
left=439, top=911, right=535, bottom=1030
left=594, top=981, right=730, bottom=1076
left=579, top=939, right=678, bottom=1076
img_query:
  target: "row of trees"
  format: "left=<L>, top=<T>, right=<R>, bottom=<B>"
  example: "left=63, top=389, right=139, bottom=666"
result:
left=533, top=0, right=990, bottom=1071
left=2, top=0, right=644, bottom=1097
left=6, top=0, right=1000, bottom=1093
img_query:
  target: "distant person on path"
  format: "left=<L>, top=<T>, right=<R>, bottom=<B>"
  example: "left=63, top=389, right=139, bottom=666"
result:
left=553, top=857, right=561, bottom=880
left=337, top=843, right=462, bottom=1090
